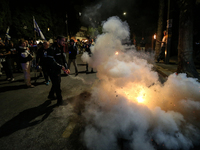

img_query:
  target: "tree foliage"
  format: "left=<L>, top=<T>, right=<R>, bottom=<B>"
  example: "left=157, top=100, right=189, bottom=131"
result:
left=86, top=26, right=102, bottom=39
left=0, top=0, right=81, bottom=40
left=0, top=0, right=11, bottom=38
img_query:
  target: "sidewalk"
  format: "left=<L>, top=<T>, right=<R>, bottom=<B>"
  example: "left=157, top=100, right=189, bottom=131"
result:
left=153, top=56, right=200, bottom=78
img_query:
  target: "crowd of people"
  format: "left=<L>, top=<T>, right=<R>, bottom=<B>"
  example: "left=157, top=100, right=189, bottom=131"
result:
left=0, top=33, right=173, bottom=105
left=0, top=36, right=94, bottom=105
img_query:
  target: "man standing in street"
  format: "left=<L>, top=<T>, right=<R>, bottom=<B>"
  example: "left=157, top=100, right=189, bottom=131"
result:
left=36, top=41, right=51, bottom=85
left=68, top=39, right=78, bottom=76
left=157, top=30, right=167, bottom=62
left=46, top=35, right=69, bottom=106
left=140, top=37, right=146, bottom=52
left=0, top=40, right=14, bottom=81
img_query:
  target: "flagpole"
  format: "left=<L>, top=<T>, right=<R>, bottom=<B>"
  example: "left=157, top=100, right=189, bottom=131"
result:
left=33, top=16, right=37, bottom=42
left=5, top=26, right=11, bottom=41
left=35, top=31, right=36, bottom=42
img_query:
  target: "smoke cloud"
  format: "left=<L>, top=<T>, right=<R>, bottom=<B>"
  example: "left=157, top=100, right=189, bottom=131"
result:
left=81, top=16, right=200, bottom=150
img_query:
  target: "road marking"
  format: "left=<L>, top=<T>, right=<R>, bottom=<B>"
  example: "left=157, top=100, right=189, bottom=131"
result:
left=62, top=121, right=77, bottom=138
left=62, top=114, right=79, bottom=138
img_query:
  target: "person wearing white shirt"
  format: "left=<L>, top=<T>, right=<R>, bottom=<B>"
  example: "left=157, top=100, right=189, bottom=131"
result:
left=157, top=30, right=167, bottom=62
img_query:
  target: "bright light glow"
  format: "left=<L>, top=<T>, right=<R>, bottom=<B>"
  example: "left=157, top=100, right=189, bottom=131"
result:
left=48, top=28, right=50, bottom=31
left=119, top=85, right=147, bottom=104
left=115, top=51, right=119, bottom=55
left=165, top=50, right=167, bottom=55
left=123, top=12, right=126, bottom=15
left=154, top=34, right=156, bottom=39
left=81, top=39, right=88, bottom=42
left=137, top=96, right=145, bottom=103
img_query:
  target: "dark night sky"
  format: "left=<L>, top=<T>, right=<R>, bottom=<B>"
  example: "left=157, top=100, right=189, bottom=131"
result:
left=81, top=0, right=159, bottom=23
left=7, top=0, right=200, bottom=41
left=8, top=0, right=160, bottom=31
left=79, top=0, right=160, bottom=38
left=20, top=0, right=160, bottom=29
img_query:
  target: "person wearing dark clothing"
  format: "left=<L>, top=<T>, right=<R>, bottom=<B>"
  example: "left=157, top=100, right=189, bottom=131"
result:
left=85, top=44, right=93, bottom=73
left=46, top=35, right=69, bottom=106
left=36, top=41, right=50, bottom=85
left=68, top=39, right=78, bottom=76
left=0, top=42, right=14, bottom=81
left=140, top=37, right=146, bottom=51
left=9, top=41, right=19, bottom=73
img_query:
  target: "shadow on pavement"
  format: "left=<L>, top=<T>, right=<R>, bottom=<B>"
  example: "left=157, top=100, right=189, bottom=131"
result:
left=78, top=71, right=87, bottom=74
left=0, top=84, right=27, bottom=93
left=0, top=78, right=45, bottom=91
left=77, top=63, right=86, bottom=66
left=86, top=71, right=96, bottom=74
left=0, top=100, right=57, bottom=138
left=0, top=78, right=24, bottom=86
left=33, top=81, right=47, bottom=86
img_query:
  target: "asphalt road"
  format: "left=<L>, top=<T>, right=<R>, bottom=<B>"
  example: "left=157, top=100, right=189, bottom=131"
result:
left=0, top=54, right=97, bottom=150
left=0, top=54, right=178, bottom=150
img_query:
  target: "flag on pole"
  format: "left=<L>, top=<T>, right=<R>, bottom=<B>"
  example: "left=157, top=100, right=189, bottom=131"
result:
left=6, top=26, right=11, bottom=40
left=33, top=16, right=46, bottom=40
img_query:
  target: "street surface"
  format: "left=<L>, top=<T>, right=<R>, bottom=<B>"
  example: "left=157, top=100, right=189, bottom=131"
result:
left=0, top=54, right=181, bottom=150
left=0, top=54, right=98, bottom=150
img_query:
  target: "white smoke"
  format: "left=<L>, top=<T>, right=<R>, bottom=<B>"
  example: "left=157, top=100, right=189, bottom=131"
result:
left=81, top=16, right=200, bottom=150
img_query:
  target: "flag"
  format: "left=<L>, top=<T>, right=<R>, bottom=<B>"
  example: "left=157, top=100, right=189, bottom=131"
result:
left=33, top=16, right=46, bottom=40
left=6, top=26, right=11, bottom=40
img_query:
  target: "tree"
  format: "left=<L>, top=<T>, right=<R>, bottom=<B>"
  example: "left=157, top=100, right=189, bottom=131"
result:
left=0, top=0, right=11, bottom=39
left=3, top=0, right=82, bottom=40
left=155, top=0, right=165, bottom=60
left=177, top=0, right=200, bottom=80
left=86, top=26, right=102, bottom=39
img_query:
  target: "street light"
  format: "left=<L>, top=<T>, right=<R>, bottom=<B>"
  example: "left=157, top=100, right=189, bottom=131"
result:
left=123, top=12, right=126, bottom=15
left=152, top=33, right=156, bottom=50
left=154, top=33, right=156, bottom=40
left=47, top=28, right=50, bottom=31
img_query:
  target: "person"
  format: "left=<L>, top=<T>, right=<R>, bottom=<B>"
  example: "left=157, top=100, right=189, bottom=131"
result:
left=25, top=40, right=30, bottom=48
left=18, top=39, right=34, bottom=88
left=90, top=39, right=95, bottom=46
left=0, top=40, right=14, bottom=81
left=68, top=39, right=78, bottom=76
left=133, top=38, right=137, bottom=46
left=36, top=41, right=51, bottom=85
left=29, top=40, right=34, bottom=47
left=4, top=39, right=10, bottom=47
left=9, top=41, right=17, bottom=73
left=0, top=38, right=4, bottom=76
left=157, top=30, right=167, bottom=62
left=85, top=44, right=93, bottom=73
left=46, top=35, right=69, bottom=106
left=140, top=37, right=146, bottom=51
